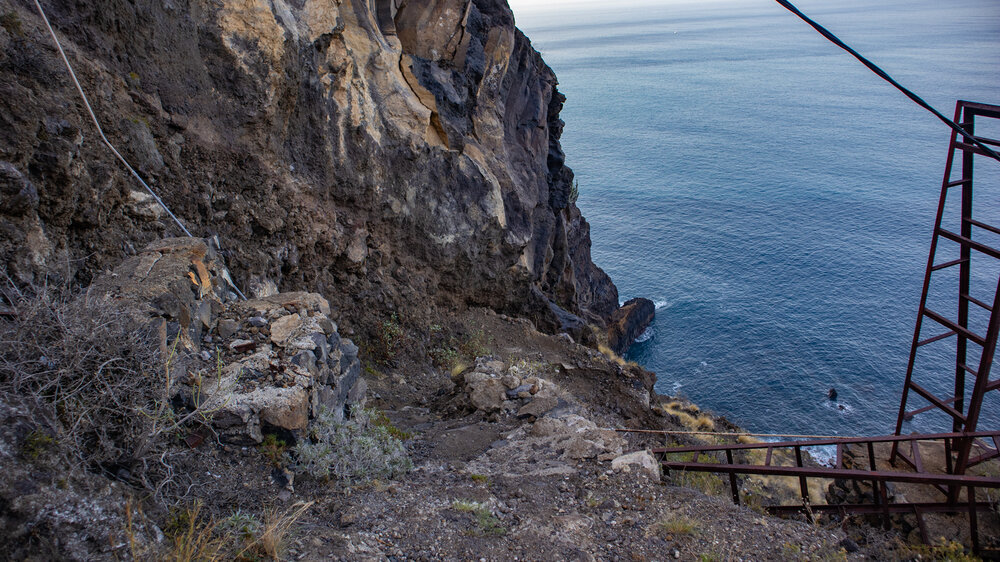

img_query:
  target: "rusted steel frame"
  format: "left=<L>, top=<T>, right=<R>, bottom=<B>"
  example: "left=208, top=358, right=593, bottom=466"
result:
left=907, top=380, right=967, bottom=421
left=955, top=273, right=1000, bottom=477
left=867, top=441, right=891, bottom=529
left=651, top=430, right=1000, bottom=454
left=935, top=228, right=1000, bottom=260
left=959, top=99, right=1000, bottom=118
left=764, top=501, right=996, bottom=516
left=726, top=449, right=740, bottom=506
left=904, top=395, right=959, bottom=420
left=913, top=505, right=929, bottom=545
left=954, top=112, right=975, bottom=433
left=659, top=462, right=1000, bottom=488
left=891, top=101, right=965, bottom=461
left=968, top=485, right=980, bottom=554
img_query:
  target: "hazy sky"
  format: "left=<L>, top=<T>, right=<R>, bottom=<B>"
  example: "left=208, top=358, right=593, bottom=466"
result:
left=506, top=0, right=733, bottom=17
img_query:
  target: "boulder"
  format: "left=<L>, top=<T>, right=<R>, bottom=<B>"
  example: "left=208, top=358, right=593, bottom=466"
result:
left=464, top=371, right=507, bottom=412
left=611, top=450, right=661, bottom=481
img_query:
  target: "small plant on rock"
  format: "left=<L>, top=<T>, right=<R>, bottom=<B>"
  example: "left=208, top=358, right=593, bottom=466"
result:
left=21, top=429, right=56, bottom=461
left=370, top=409, right=413, bottom=441
left=218, top=510, right=262, bottom=545
left=905, top=538, right=978, bottom=562
left=370, top=313, right=403, bottom=363
left=452, top=500, right=506, bottom=537
left=259, top=434, right=288, bottom=466
left=293, top=406, right=412, bottom=485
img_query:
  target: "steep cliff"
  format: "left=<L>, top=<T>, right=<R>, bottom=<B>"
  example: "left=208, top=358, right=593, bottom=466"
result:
left=0, top=0, right=618, bottom=339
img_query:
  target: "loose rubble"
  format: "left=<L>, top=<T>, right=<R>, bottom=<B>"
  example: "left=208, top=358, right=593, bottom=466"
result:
left=91, top=238, right=366, bottom=443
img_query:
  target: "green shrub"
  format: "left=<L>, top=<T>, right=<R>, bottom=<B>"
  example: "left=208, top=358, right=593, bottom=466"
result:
left=452, top=500, right=506, bottom=537
left=368, top=314, right=403, bottom=364
left=293, top=407, right=412, bottom=485
left=259, top=434, right=289, bottom=466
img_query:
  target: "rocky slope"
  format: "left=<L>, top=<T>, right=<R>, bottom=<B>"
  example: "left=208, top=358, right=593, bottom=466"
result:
left=0, top=0, right=618, bottom=341
left=0, top=1, right=946, bottom=560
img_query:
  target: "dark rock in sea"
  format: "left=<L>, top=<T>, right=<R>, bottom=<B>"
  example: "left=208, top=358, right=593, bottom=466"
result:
left=607, top=298, right=655, bottom=356
left=828, top=388, right=838, bottom=401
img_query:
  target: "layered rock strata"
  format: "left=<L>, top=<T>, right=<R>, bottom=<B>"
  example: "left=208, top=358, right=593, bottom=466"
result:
left=0, top=0, right=618, bottom=337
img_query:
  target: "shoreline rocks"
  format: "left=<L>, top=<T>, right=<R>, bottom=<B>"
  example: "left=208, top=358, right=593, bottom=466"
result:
left=607, top=297, right=656, bottom=356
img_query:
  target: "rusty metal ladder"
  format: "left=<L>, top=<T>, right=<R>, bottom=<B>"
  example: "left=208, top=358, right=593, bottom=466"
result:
left=891, top=101, right=1000, bottom=479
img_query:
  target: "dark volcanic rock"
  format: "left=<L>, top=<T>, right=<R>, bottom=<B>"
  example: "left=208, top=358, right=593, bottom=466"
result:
left=0, top=0, right=620, bottom=336
left=607, top=297, right=655, bottom=356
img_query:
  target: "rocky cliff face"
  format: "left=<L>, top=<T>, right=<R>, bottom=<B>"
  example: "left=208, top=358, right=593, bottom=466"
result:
left=0, top=0, right=618, bottom=338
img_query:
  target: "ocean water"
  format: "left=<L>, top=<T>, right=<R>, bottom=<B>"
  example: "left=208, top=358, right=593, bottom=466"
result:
left=514, top=0, right=1000, bottom=438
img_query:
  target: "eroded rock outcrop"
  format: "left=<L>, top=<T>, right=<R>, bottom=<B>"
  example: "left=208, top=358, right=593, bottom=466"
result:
left=0, top=0, right=618, bottom=337
left=91, top=237, right=365, bottom=444
left=608, top=297, right=655, bottom=355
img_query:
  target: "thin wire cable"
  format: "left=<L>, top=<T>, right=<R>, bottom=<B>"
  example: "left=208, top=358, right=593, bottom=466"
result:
left=32, top=0, right=192, bottom=236
left=612, top=428, right=997, bottom=448
left=775, top=0, right=1000, bottom=164
left=614, top=428, right=850, bottom=439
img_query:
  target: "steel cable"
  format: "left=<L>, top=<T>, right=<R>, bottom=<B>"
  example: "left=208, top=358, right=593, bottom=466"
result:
left=774, top=0, right=1000, bottom=164
left=32, top=0, right=192, bottom=236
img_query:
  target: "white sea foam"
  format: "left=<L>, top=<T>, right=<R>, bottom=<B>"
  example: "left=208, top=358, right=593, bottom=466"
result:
left=654, top=300, right=669, bottom=310
left=758, top=437, right=837, bottom=467
left=634, top=326, right=654, bottom=343
left=822, top=401, right=854, bottom=415
left=805, top=445, right=838, bottom=467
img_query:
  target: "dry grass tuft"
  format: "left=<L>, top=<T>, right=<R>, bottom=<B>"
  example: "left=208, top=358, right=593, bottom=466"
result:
left=165, top=501, right=227, bottom=562
left=238, top=501, right=313, bottom=560
left=655, top=514, right=699, bottom=536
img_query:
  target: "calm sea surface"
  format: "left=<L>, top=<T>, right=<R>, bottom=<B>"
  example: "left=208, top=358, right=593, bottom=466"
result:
left=515, top=0, right=1000, bottom=440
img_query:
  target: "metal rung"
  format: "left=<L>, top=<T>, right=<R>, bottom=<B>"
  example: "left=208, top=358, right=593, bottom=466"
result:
left=931, top=258, right=967, bottom=271
left=911, top=439, right=925, bottom=473
left=966, top=218, right=1000, bottom=236
left=909, top=382, right=967, bottom=422
left=923, top=308, right=986, bottom=346
left=972, top=135, right=1000, bottom=148
left=917, top=330, right=956, bottom=347
left=905, top=394, right=960, bottom=420
left=936, top=228, right=1000, bottom=260
left=945, top=178, right=971, bottom=187
left=957, top=362, right=978, bottom=376
left=962, top=101, right=1000, bottom=118
left=961, top=293, right=993, bottom=312
left=974, top=438, right=997, bottom=453
left=955, top=141, right=1000, bottom=158
left=987, top=379, right=1000, bottom=392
